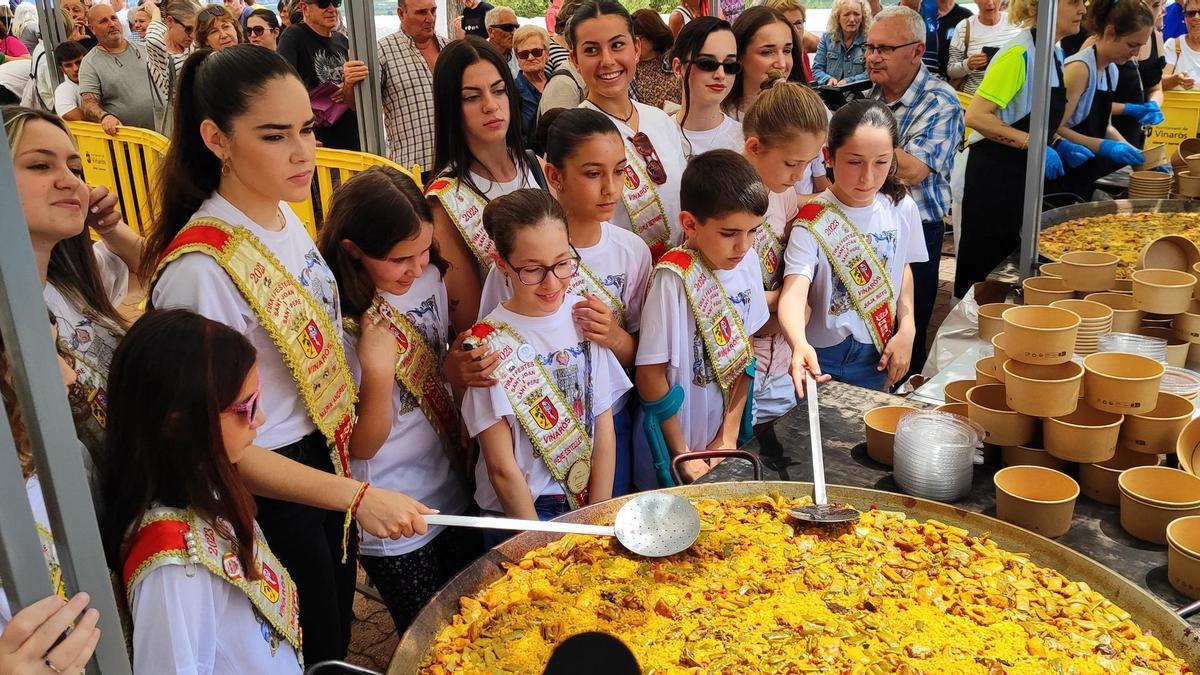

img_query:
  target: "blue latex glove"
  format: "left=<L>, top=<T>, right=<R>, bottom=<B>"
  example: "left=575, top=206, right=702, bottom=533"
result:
left=1044, top=145, right=1065, bottom=179
left=1054, top=139, right=1095, bottom=168
left=1151, top=165, right=1173, bottom=174
left=1098, top=139, right=1146, bottom=167
left=1121, top=101, right=1165, bottom=126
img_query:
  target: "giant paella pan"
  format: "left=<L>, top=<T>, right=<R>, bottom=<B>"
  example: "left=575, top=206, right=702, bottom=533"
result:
left=392, top=482, right=1200, bottom=673
left=1038, top=199, right=1200, bottom=277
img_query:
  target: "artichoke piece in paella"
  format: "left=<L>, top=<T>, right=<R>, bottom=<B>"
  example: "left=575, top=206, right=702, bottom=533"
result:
left=421, top=495, right=1190, bottom=674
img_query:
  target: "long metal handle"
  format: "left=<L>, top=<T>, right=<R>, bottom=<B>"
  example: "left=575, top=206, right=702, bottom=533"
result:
left=425, top=513, right=615, bottom=536
left=1177, top=598, right=1200, bottom=620
left=806, top=371, right=827, bottom=506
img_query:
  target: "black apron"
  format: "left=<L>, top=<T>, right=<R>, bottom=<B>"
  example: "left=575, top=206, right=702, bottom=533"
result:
left=1114, top=35, right=1165, bottom=147
left=955, top=32, right=1067, bottom=298
left=1048, top=47, right=1117, bottom=201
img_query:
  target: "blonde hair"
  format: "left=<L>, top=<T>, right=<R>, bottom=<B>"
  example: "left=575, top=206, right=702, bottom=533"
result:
left=826, top=0, right=872, bottom=39
left=513, top=24, right=549, bottom=50
left=0, top=338, right=34, bottom=480
left=764, top=0, right=805, bottom=18
left=1008, top=0, right=1038, bottom=26
left=743, top=79, right=829, bottom=148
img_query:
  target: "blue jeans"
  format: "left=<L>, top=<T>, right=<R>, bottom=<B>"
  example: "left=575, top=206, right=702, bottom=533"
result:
left=815, top=336, right=887, bottom=391
left=480, top=494, right=570, bottom=549
left=612, top=401, right=635, bottom=498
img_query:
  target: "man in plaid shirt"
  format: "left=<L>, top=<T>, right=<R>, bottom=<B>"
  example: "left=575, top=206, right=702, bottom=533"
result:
left=867, top=6, right=963, bottom=376
left=379, top=0, right=445, bottom=175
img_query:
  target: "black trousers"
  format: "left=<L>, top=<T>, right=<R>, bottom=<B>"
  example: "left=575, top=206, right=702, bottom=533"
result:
left=909, top=219, right=944, bottom=376
left=255, top=431, right=358, bottom=665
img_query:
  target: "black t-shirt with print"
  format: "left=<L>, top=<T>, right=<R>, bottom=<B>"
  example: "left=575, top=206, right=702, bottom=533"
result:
left=461, top=1, right=493, bottom=39
left=936, top=5, right=974, bottom=77
left=277, top=22, right=361, bottom=151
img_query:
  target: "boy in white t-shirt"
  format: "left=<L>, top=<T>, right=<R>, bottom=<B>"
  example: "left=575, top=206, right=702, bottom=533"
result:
left=634, top=150, right=770, bottom=488
left=52, top=41, right=87, bottom=121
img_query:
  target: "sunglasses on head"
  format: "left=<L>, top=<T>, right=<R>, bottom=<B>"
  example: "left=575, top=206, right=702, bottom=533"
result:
left=517, top=47, right=544, bottom=59
left=629, top=132, right=667, bottom=185
left=491, top=22, right=518, bottom=31
left=225, top=385, right=261, bottom=426
left=689, top=56, right=742, bottom=75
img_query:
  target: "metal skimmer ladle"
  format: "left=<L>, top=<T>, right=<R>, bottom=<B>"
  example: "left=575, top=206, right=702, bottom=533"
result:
left=424, top=492, right=701, bottom=558
left=789, top=371, right=861, bottom=524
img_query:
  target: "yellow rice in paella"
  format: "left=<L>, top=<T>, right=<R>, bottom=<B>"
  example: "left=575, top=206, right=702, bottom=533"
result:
left=421, top=494, right=1190, bottom=674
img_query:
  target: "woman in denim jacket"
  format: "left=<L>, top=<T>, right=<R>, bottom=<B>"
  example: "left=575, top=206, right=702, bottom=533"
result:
left=812, top=0, right=871, bottom=85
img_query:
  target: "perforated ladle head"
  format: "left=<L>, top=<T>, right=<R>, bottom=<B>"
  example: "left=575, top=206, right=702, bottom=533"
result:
left=424, top=492, right=701, bottom=558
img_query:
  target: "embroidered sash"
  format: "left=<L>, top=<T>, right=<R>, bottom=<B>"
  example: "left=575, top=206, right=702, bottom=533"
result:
left=345, top=296, right=464, bottom=453
left=61, top=349, right=108, bottom=455
left=795, top=200, right=897, bottom=353
left=467, top=321, right=592, bottom=509
left=655, top=248, right=752, bottom=398
left=753, top=217, right=787, bottom=292
left=152, top=219, right=357, bottom=478
left=619, top=143, right=673, bottom=262
left=426, top=177, right=495, bottom=274
left=122, top=507, right=301, bottom=656
left=566, top=262, right=626, bottom=325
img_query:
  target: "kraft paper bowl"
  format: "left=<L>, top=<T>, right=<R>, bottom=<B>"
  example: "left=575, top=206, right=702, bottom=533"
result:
left=1001, top=444, right=1070, bottom=472
left=1023, top=275, right=1075, bottom=306
left=1120, top=491, right=1200, bottom=545
left=975, top=356, right=1001, bottom=386
left=1043, top=404, right=1124, bottom=463
left=1059, top=251, right=1119, bottom=292
left=935, top=402, right=970, bottom=418
left=1175, top=300, right=1200, bottom=343
left=863, top=405, right=917, bottom=466
left=1082, top=352, right=1164, bottom=414
left=978, top=302, right=1016, bottom=342
left=1112, top=278, right=1135, bottom=294
left=994, top=466, right=1079, bottom=538
left=966, top=384, right=1037, bottom=447
left=1118, top=465, right=1200, bottom=509
left=1132, top=268, right=1197, bottom=315
left=1119, top=392, right=1195, bottom=455
left=1178, top=417, right=1200, bottom=476
left=1079, top=448, right=1161, bottom=505
left=991, top=332, right=1009, bottom=363
left=943, top=379, right=975, bottom=405
left=1138, top=326, right=1190, bottom=367
left=1139, top=234, right=1200, bottom=272
left=1168, top=516, right=1200, bottom=600
left=1002, top=305, right=1080, bottom=366
left=1002, top=360, right=1083, bottom=418
left=1084, top=292, right=1144, bottom=333
left=1195, top=262, right=1200, bottom=300
left=1039, top=262, right=1067, bottom=278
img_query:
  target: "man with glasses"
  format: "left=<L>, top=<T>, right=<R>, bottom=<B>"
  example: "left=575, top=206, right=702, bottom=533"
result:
left=379, top=0, right=445, bottom=173
left=278, top=0, right=368, bottom=150
left=485, top=5, right=520, bottom=76
left=865, top=6, right=963, bottom=377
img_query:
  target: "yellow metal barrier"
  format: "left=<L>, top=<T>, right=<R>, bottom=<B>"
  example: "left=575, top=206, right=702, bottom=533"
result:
left=292, top=148, right=422, bottom=238
left=1148, top=89, right=1200, bottom=156
left=956, top=91, right=975, bottom=144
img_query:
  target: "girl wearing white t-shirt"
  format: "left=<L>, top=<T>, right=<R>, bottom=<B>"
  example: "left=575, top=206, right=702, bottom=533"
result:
left=146, top=45, right=429, bottom=665
left=740, top=79, right=828, bottom=425
left=99, top=310, right=301, bottom=675
left=315, top=167, right=478, bottom=634
left=482, top=108, right=651, bottom=496
left=670, top=17, right=746, bottom=159
left=428, top=39, right=544, bottom=332
left=779, top=99, right=927, bottom=395
left=570, top=0, right=688, bottom=260
left=465, top=190, right=631, bottom=540
left=3, top=106, right=144, bottom=460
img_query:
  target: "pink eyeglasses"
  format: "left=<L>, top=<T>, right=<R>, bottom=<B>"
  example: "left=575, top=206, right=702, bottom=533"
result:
left=225, top=386, right=260, bottom=425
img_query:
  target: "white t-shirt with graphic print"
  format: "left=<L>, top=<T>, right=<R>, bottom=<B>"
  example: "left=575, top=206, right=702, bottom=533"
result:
left=783, top=189, right=928, bottom=349
left=152, top=194, right=343, bottom=450
left=632, top=253, right=769, bottom=490
left=463, top=295, right=632, bottom=513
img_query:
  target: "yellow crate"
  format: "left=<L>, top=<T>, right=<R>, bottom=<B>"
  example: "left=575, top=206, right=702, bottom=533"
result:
left=1147, top=89, right=1200, bottom=156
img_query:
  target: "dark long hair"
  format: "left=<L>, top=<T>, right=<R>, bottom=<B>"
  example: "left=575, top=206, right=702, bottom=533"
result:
left=317, top=166, right=447, bottom=317
left=430, top=37, right=532, bottom=193
left=483, top=189, right=568, bottom=259
left=723, top=6, right=808, bottom=115
left=631, top=8, right=674, bottom=55
left=99, top=309, right=260, bottom=580
left=565, top=0, right=634, bottom=50
left=538, top=107, right=620, bottom=168
left=143, top=45, right=301, bottom=276
left=828, top=99, right=908, bottom=206
left=1, top=106, right=127, bottom=335
left=1086, top=0, right=1153, bottom=36
left=671, top=17, right=734, bottom=155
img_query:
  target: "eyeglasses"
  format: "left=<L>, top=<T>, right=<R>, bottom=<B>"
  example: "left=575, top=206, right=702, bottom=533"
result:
left=504, top=250, right=581, bottom=285
left=225, top=386, right=261, bottom=426
left=689, top=56, right=742, bottom=75
left=171, top=18, right=195, bottom=35
left=864, top=40, right=921, bottom=56
left=629, top=132, right=667, bottom=185
left=517, top=47, right=545, bottom=59
left=1187, top=9, right=1200, bottom=16
left=315, top=0, right=342, bottom=8
left=491, top=22, right=519, bottom=32
left=247, top=25, right=275, bottom=36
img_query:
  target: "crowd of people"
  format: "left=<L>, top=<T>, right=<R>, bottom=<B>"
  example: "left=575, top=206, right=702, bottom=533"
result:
left=0, top=0, right=1183, bottom=671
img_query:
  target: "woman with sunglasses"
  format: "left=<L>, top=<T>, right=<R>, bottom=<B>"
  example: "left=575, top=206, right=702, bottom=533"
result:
left=247, top=8, right=282, bottom=51
left=98, top=310, right=303, bottom=675
left=513, top=25, right=550, bottom=146
left=723, top=6, right=808, bottom=120
left=147, top=46, right=431, bottom=665
left=144, top=0, right=201, bottom=134
left=671, top=16, right=744, bottom=158
left=568, top=0, right=687, bottom=262
left=427, top=37, right=544, bottom=333
left=1164, top=0, right=1200, bottom=88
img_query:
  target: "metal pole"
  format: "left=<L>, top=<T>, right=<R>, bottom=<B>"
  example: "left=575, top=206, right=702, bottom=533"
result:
left=1017, top=0, right=1058, bottom=280
left=34, top=0, right=66, bottom=90
left=0, top=412, right=55, bottom=615
left=345, top=0, right=386, bottom=157
left=0, top=123, right=132, bottom=675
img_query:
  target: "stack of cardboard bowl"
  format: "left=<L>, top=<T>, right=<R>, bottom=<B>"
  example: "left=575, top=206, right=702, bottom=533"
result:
left=1167, top=517, right=1200, bottom=599
left=1129, top=170, right=1174, bottom=199
left=1050, top=299, right=1113, bottom=355
left=1118, top=466, right=1200, bottom=544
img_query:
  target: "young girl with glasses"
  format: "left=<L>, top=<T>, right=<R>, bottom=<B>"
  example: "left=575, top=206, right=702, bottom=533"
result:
left=98, top=310, right=301, bottom=674
left=567, top=0, right=688, bottom=261
left=779, top=100, right=926, bottom=395
left=480, top=108, right=652, bottom=495
left=740, top=79, right=829, bottom=428
left=671, top=17, right=746, bottom=158
left=464, top=189, right=632, bottom=541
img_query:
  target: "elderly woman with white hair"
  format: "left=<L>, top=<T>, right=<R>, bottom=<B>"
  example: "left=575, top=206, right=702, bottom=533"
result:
left=812, top=0, right=871, bottom=85
left=513, top=24, right=550, bottom=144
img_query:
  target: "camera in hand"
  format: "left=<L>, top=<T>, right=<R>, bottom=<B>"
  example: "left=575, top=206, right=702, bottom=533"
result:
left=816, top=79, right=875, bottom=112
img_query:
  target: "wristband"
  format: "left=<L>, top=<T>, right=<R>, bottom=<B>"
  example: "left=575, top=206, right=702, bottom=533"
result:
left=340, top=481, right=369, bottom=563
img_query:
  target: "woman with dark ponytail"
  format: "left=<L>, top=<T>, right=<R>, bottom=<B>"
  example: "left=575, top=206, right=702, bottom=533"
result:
left=777, top=99, right=926, bottom=394
left=143, top=44, right=431, bottom=665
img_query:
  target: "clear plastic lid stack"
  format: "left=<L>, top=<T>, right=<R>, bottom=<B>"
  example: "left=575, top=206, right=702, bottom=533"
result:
left=892, top=411, right=986, bottom=502
left=1160, top=366, right=1200, bottom=400
left=1097, top=332, right=1169, bottom=364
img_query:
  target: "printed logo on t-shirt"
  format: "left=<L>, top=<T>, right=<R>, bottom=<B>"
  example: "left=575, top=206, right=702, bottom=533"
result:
left=313, top=49, right=346, bottom=86
left=541, top=342, right=594, bottom=428
left=830, top=230, right=896, bottom=317
left=299, top=249, right=338, bottom=321
left=599, top=271, right=628, bottom=300
left=397, top=294, right=444, bottom=416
